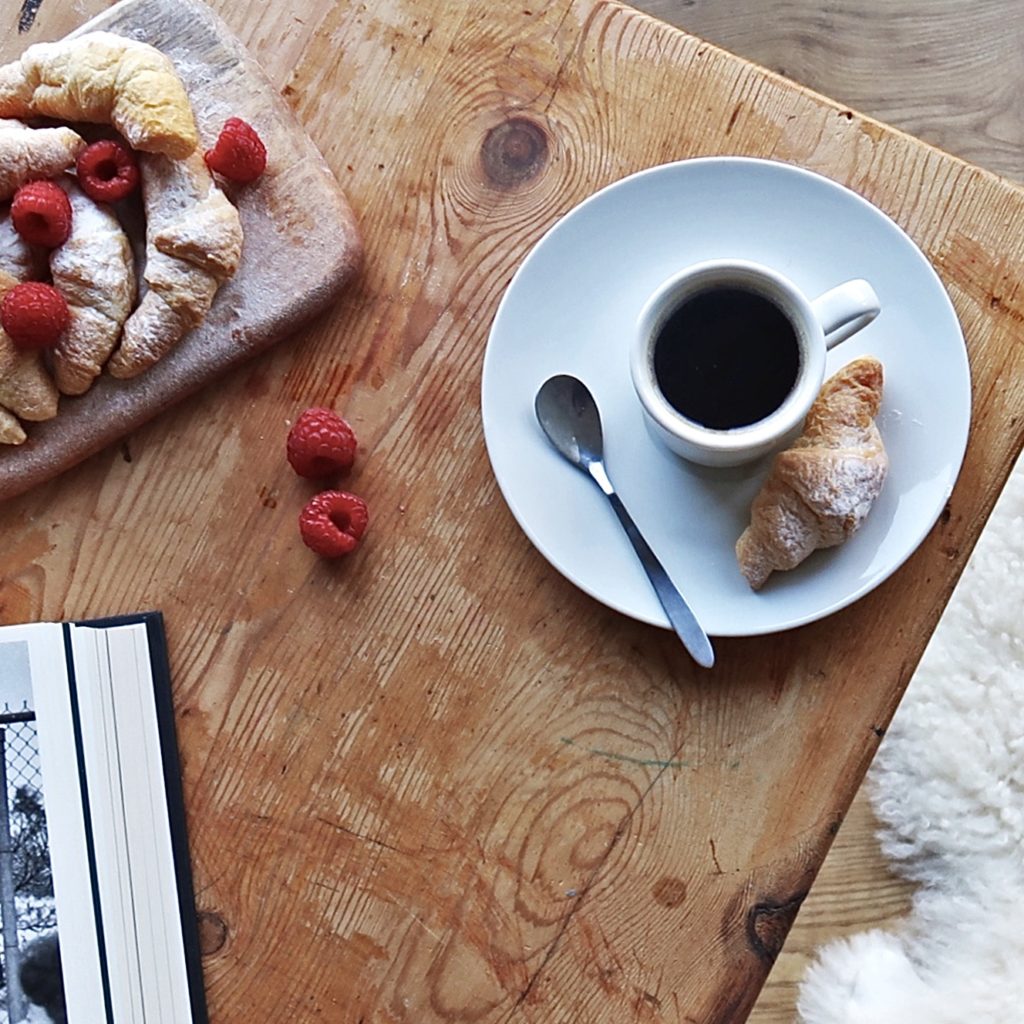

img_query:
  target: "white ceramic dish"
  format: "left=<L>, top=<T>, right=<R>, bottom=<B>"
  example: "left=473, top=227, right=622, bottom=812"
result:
left=480, top=157, right=971, bottom=636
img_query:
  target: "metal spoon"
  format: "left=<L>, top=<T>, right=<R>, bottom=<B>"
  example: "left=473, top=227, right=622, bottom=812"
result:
left=534, top=374, right=715, bottom=668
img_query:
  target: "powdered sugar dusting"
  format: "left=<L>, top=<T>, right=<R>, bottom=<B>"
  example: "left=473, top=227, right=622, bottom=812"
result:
left=0, top=0, right=360, bottom=497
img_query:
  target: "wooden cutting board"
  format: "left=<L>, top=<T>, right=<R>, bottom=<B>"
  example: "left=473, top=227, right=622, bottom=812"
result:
left=0, top=0, right=362, bottom=501
left=4, top=1, right=1024, bottom=1023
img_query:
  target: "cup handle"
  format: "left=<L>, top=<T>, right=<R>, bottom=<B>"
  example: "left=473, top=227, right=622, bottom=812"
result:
left=810, top=279, right=881, bottom=350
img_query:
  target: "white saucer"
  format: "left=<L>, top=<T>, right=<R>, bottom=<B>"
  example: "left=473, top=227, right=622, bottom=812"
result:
left=480, top=158, right=971, bottom=637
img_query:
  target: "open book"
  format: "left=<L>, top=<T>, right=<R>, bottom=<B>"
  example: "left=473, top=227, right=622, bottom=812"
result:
left=0, top=613, right=206, bottom=1024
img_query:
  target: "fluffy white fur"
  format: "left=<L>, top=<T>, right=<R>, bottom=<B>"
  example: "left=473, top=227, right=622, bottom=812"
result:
left=797, top=455, right=1024, bottom=1023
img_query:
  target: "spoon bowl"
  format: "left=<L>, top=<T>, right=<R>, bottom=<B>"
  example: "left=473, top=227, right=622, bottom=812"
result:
left=534, top=373, right=604, bottom=469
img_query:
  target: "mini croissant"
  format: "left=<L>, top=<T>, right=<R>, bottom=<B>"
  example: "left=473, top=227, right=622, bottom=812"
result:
left=0, top=118, right=84, bottom=200
left=0, top=31, right=198, bottom=158
left=107, top=150, right=242, bottom=379
left=0, top=215, right=60, bottom=441
left=0, top=196, right=37, bottom=280
left=0, top=208, right=60, bottom=443
left=736, top=357, right=888, bottom=589
left=0, top=406, right=24, bottom=446
left=51, top=178, right=136, bottom=395
left=0, top=332, right=60, bottom=429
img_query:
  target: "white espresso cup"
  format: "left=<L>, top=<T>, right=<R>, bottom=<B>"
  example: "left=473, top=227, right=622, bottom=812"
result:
left=629, top=259, right=881, bottom=467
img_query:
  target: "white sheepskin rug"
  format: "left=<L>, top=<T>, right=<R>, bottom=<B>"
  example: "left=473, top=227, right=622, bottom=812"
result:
left=797, top=454, right=1024, bottom=1024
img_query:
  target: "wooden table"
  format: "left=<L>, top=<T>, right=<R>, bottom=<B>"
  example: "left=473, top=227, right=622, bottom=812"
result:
left=4, top=1, right=1024, bottom=1021
left=641, top=4, right=1024, bottom=1019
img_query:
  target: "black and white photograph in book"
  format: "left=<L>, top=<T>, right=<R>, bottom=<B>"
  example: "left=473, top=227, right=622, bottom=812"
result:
left=0, top=641, right=64, bottom=1024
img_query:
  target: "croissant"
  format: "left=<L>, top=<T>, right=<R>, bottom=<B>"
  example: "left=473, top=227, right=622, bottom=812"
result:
left=0, top=332, right=60, bottom=428
left=0, top=32, right=198, bottom=159
left=107, top=150, right=242, bottom=379
left=0, top=197, right=37, bottom=281
left=0, top=209, right=59, bottom=442
left=735, top=357, right=888, bottom=590
left=50, top=178, right=136, bottom=395
left=0, top=406, right=25, bottom=446
left=0, top=118, right=84, bottom=200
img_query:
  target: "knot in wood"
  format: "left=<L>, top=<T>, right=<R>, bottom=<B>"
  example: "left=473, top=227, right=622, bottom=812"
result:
left=651, top=875, right=688, bottom=908
left=197, top=910, right=229, bottom=956
left=480, top=117, right=549, bottom=188
left=747, top=892, right=807, bottom=964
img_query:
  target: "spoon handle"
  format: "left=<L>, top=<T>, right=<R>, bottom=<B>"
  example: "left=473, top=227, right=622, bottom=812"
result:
left=592, top=472, right=715, bottom=668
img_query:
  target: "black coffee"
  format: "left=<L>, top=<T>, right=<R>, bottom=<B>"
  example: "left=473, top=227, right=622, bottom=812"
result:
left=652, top=287, right=800, bottom=429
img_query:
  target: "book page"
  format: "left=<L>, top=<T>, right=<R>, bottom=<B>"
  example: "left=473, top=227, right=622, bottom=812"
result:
left=0, top=623, right=108, bottom=1024
left=71, top=627, right=145, bottom=1022
left=71, top=623, right=193, bottom=1024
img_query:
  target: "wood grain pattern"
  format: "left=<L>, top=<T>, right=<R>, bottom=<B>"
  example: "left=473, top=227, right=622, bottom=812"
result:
left=633, top=3, right=1024, bottom=1019
left=2, top=1, right=1024, bottom=1022
left=742, top=789, right=913, bottom=1021
left=0, top=0, right=361, bottom=500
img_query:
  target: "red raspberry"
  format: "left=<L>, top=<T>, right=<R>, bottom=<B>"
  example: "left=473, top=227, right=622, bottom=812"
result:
left=299, top=490, right=368, bottom=558
left=76, top=140, right=140, bottom=203
left=0, top=283, right=70, bottom=350
left=286, top=407, right=357, bottom=478
left=11, top=180, right=72, bottom=247
left=204, top=117, right=267, bottom=183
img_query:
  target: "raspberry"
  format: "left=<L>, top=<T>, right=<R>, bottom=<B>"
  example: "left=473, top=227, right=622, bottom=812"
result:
left=299, top=491, right=368, bottom=558
left=0, top=283, right=70, bottom=350
left=76, top=140, right=140, bottom=203
left=11, top=181, right=72, bottom=248
left=204, top=117, right=267, bottom=183
left=286, top=407, right=357, bottom=478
